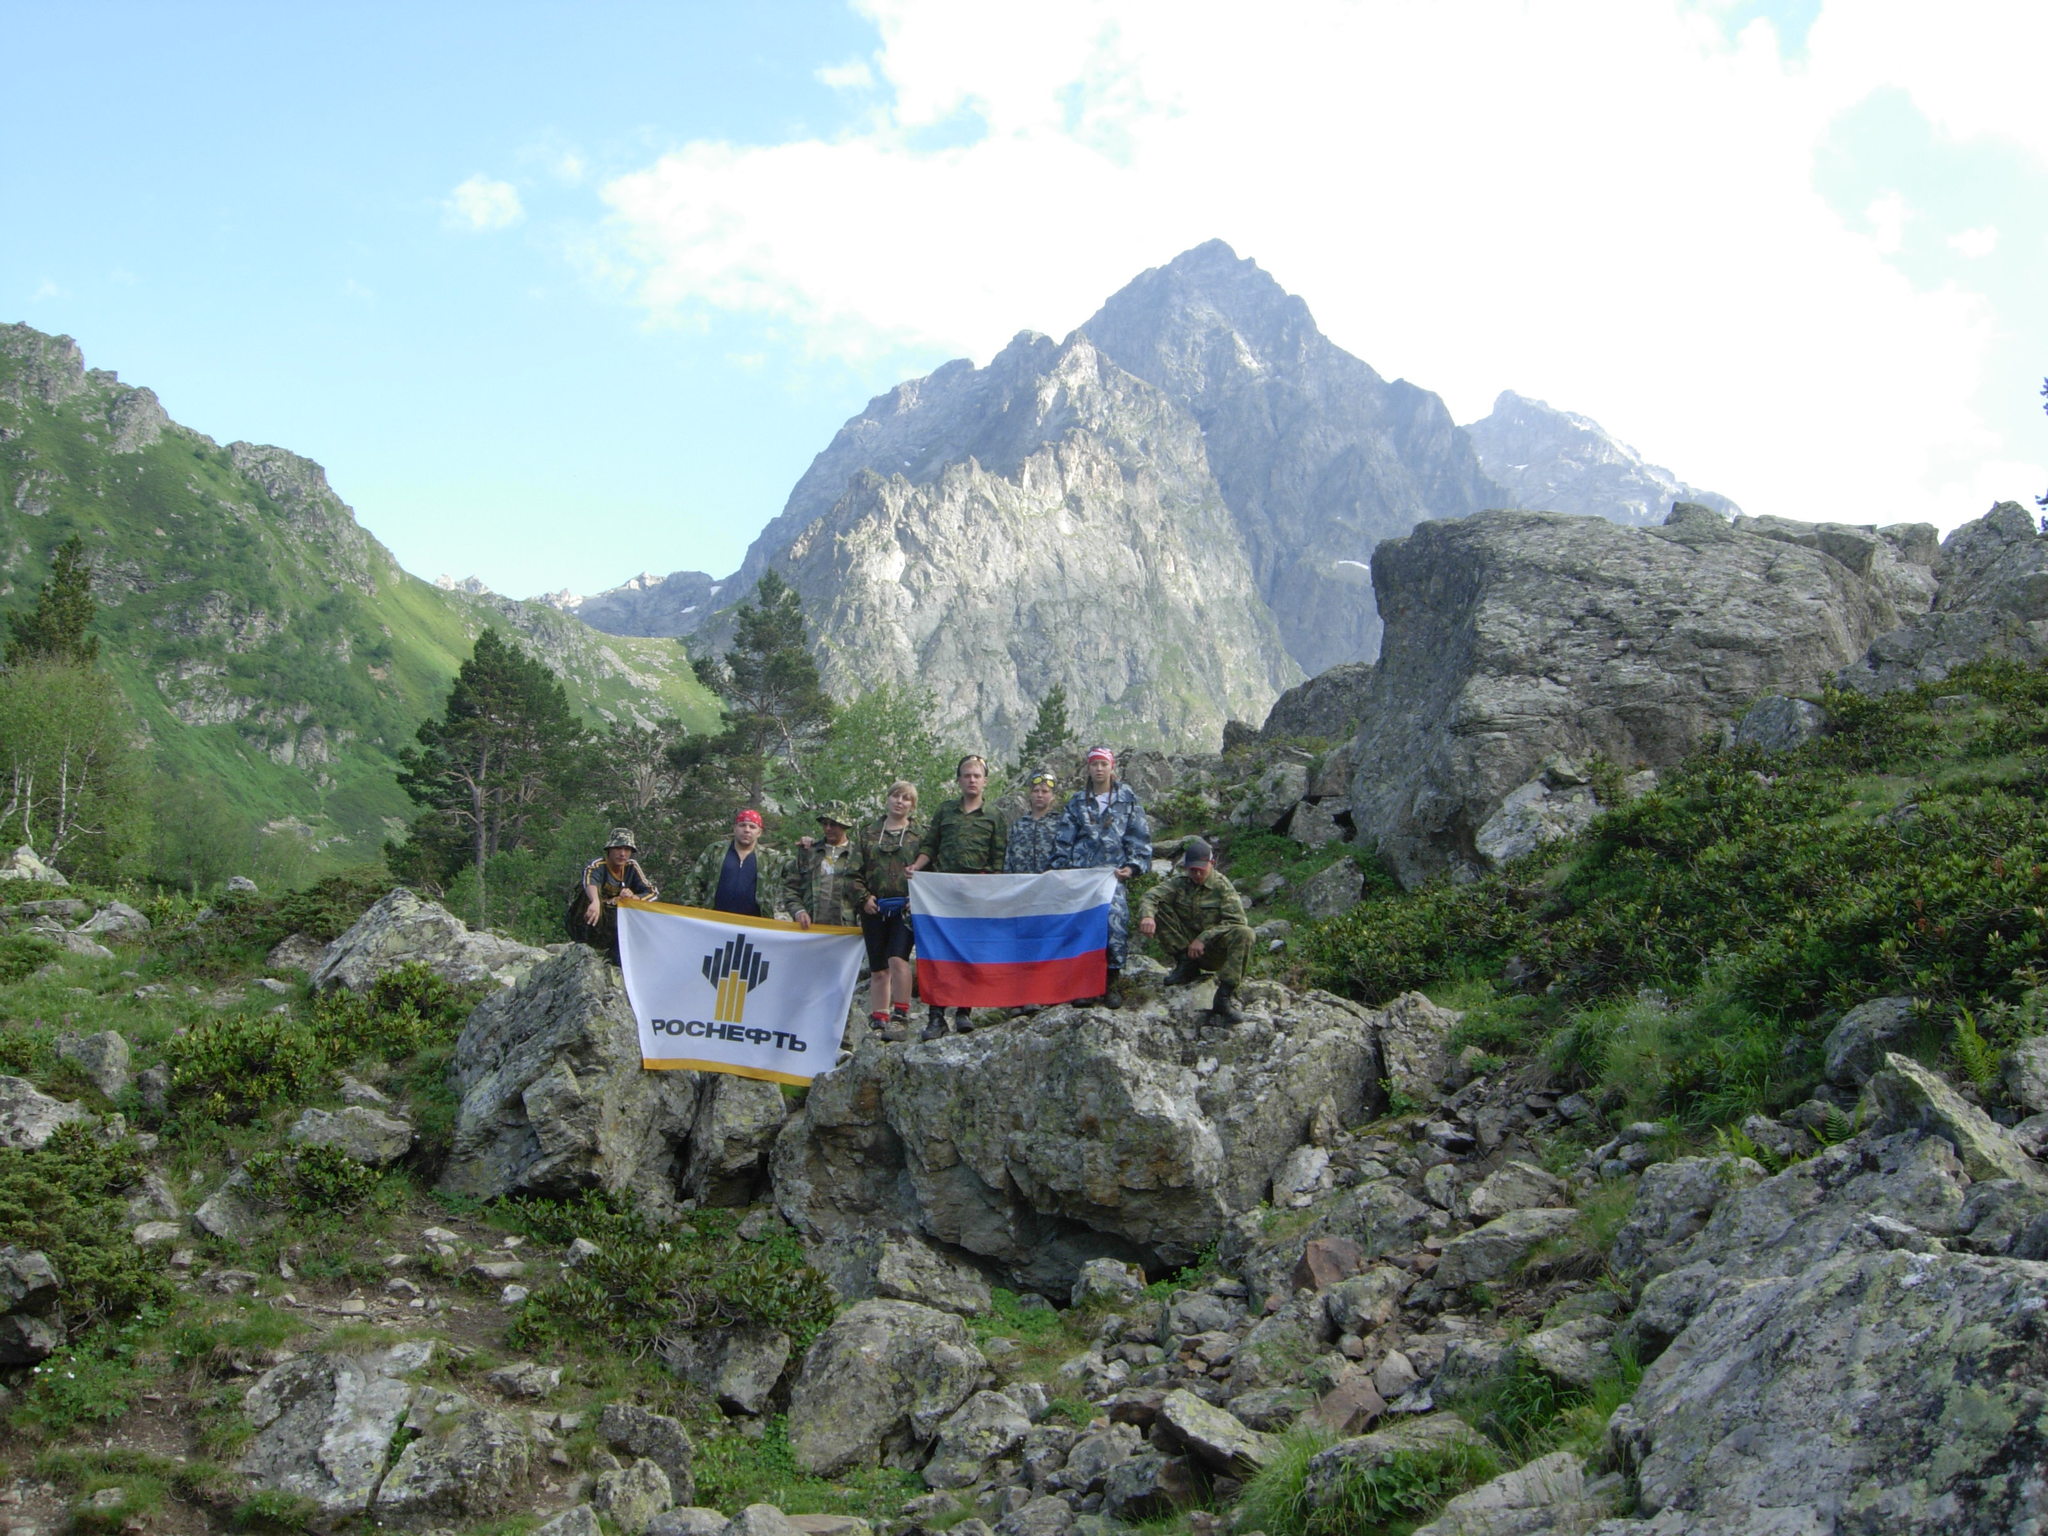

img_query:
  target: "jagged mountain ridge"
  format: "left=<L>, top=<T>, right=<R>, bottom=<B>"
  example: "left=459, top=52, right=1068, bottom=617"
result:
left=0, top=323, right=717, bottom=865
left=1464, top=388, right=1740, bottom=526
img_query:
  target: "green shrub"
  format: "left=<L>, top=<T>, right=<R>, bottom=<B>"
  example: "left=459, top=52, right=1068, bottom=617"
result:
left=690, top=1415, right=922, bottom=1517
left=504, top=1195, right=835, bottom=1356
left=0, top=930, right=61, bottom=983
left=0, top=1123, right=173, bottom=1329
left=164, top=1013, right=326, bottom=1123
left=244, top=1144, right=394, bottom=1215
left=10, top=1307, right=167, bottom=1436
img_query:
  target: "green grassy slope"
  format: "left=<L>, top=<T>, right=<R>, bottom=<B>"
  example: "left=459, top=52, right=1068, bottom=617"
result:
left=0, top=325, right=718, bottom=871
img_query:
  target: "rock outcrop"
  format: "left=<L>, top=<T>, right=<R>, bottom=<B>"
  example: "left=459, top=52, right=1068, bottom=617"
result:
left=1349, top=507, right=1908, bottom=885
left=311, top=888, right=549, bottom=994
left=772, top=987, right=1422, bottom=1295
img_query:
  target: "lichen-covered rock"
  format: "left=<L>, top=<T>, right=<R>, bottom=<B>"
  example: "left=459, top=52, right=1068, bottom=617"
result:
left=658, top=1324, right=790, bottom=1416
left=786, top=1300, right=991, bottom=1476
left=773, top=992, right=1384, bottom=1294
left=1408, top=1451, right=1593, bottom=1536
left=1473, top=776, right=1600, bottom=868
left=311, top=887, right=548, bottom=994
left=1612, top=1249, right=2048, bottom=1532
left=681, top=1075, right=789, bottom=1207
left=193, top=1167, right=286, bottom=1243
left=1231, top=760, right=1312, bottom=831
left=1734, top=694, right=1828, bottom=755
left=805, top=1231, right=993, bottom=1316
left=55, top=1031, right=131, bottom=1099
left=1373, top=992, right=1461, bottom=1107
left=591, top=1459, right=673, bottom=1536
left=1070, top=1257, right=1147, bottom=1309
left=1434, top=1208, right=1580, bottom=1288
left=373, top=1391, right=534, bottom=1524
left=1156, top=1388, right=1273, bottom=1473
left=438, top=946, right=700, bottom=1214
left=1519, top=1316, right=1617, bottom=1391
left=597, top=1403, right=696, bottom=1503
left=2006, top=1035, right=2048, bottom=1117
left=0, top=846, right=67, bottom=885
left=1352, top=509, right=1902, bottom=886
left=0, top=1246, right=64, bottom=1365
left=1302, top=1413, right=1492, bottom=1511
left=1100, top=1452, right=1197, bottom=1522
left=1295, top=860, right=1366, bottom=919
left=1610, top=1155, right=1766, bottom=1277
left=77, top=900, right=149, bottom=937
left=237, top=1343, right=434, bottom=1517
left=287, top=1105, right=415, bottom=1167
left=1464, top=1160, right=1570, bottom=1223
left=1866, top=1052, right=2048, bottom=1190
left=0, top=1076, right=90, bottom=1149
left=1822, top=995, right=1921, bottom=1086
left=1261, top=664, right=1374, bottom=743
left=922, top=1390, right=1032, bottom=1489
left=1838, top=502, right=2048, bottom=697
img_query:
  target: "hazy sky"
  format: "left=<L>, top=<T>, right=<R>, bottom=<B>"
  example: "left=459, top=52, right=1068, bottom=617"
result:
left=8, top=1, right=2043, bottom=600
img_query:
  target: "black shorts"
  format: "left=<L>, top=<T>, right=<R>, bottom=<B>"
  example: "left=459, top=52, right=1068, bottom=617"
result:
left=862, top=905, right=914, bottom=969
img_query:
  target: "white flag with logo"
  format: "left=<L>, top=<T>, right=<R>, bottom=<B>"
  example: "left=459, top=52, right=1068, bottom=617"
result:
left=617, top=896, right=862, bottom=1085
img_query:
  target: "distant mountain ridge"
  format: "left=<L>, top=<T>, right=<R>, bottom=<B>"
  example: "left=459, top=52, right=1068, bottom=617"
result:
left=1464, top=389, right=1740, bottom=526
left=0, top=323, right=716, bottom=868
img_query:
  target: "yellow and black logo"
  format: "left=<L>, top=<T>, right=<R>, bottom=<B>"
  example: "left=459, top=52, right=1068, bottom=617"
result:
left=702, top=934, right=771, bottom=1024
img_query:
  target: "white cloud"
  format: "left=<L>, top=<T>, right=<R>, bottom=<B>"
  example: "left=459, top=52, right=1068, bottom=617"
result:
left=1948, top=225, right=1999, bottom=258
left=31, top=279, right=62, bottom=301
left=1866, top=191, right=1910, bottom=254
left=444, top=174, right=524, bottom=232
left=816, top=58, right=876, bottom=91
left=593, top=0, right=2036, bottom=532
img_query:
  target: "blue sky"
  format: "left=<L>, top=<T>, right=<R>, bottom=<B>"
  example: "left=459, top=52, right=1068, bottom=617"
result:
left=7, top=1, right=2043, bottom=600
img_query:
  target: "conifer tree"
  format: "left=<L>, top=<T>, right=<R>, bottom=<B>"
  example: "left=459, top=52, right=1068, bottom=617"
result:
left=5, top=535, right=100, bottom=668
left=687, top=570, right=834, bottom=804
left=1016, top=684, right=1077, bottom=774
left=397, top=628, right=586, bottom=915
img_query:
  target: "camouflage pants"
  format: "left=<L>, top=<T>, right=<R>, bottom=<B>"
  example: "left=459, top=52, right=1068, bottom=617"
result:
left=1108, top=885, right=1130, bottom=970
left=1150, top=911, right=1252, bottom=987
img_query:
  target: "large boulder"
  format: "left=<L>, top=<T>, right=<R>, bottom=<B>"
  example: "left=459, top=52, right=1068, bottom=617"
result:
left=1612, top=1249, right=2048, bottom=1533
left=438, top=947, right=701, bottom=1212
left=679, top=1075, right=790, bottom=1207
left=0, top=846, right=66, bottom=885
left=1839, top=502, right=2048, bottom=696
left=288, top=1105, right=416, bottom=1167
left=56, top=1031, right=131, bottom=1100
left=1260, top=663, right=1374, bottom=743
left=311, top=887, right=548, bottom=994
left=772, top=988, right=1388, bottom=1294
left=1349, top=509, right=1904, bottom=886
left=0, top=1246, right=64, bottom=1365
left=1865, top=1052, right=2048, bottom=1190
left=785, top=1300, right=991, bottom=1476
left=373, top=1388, right=534, bottom=1525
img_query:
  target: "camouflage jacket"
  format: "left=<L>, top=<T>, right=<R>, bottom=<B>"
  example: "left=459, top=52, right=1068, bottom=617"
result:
left=679, top=839, right=792, bottom=918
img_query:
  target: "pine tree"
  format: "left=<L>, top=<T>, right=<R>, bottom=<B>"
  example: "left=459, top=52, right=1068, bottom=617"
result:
left=5, top=536, right=101, bottom=668
left=397, top=628, right=587, bottom=917
left=1016, top=684, right=1077, bottom=775
left=688, top=570, right=835, bottom=804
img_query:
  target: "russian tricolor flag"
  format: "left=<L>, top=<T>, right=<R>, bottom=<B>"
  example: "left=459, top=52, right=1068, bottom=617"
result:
left=910, top=868, right=1118, bottom=1007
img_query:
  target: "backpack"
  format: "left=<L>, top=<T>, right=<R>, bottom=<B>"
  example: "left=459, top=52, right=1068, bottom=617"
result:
left=564, top=875, right=595, bottom=946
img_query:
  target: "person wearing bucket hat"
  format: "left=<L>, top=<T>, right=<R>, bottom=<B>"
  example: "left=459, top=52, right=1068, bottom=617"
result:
left=788, top=802, right=859, bottom=930
left=577, top=828, right=659, bottom=964
left=680, top=807, right=792, bottom=919
left=1004, top=768, right=1065, bottom=875
left=1052, top=746, right=1152, bottom=1008
left=1138, top=836, right=1253, bottom=1024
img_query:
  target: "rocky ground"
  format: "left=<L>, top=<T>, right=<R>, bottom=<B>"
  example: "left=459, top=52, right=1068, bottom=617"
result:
left=7, top=858, right=2048, bottom=1536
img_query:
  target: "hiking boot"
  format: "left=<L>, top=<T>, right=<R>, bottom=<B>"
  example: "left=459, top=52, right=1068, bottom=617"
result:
left=1162, top=960, right=1198, bottom=987
left=922, top=1009, right=951, bottom=1042
left=1209, top=983, right=1246, bottom=1025
left=1095, top=989, right=1122, bottom=1010
left=952, top=1007, right=973, bottom=1032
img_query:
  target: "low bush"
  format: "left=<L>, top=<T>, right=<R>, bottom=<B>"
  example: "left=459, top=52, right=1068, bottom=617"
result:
left=0, top=1123, right=173, bottom=1328
left=0, top=930, right=61, bottom=983
left=163, top=1013, right=326, bottom=1124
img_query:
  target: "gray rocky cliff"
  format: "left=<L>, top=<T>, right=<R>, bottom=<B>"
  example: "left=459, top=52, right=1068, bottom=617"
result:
left=1349, top=506, right=1906, bottom=886
left=1080, top=241, right=1502, bottom=673
left=1463, top=389, right=1738, bottom=526
left=729, top=325, right=1301, bottom=754
left=538, top=568, right=722, bottom=638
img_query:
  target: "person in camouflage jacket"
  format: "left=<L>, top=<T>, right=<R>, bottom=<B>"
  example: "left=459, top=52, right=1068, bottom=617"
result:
left=1138, top=837, right=1253, bottom=1024
left=678, top=809, right=791, bottom=919
left=1003, top=768, right=1064, bottom=873
left=1052, top=746, right=1152, bottom=1006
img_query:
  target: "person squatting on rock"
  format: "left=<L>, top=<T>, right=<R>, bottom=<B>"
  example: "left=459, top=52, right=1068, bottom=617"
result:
left=1054, top=745, right=1152, bottom=1009
left=788, top=802, right=860, bottom=930
left=852, top=780, right=924, bottom=1042
left=1138, top=836, right=1252, bottom=1024
left=910, top=753, right=1010, bottom=1038
left=579, top=827, right=658, bottom=964
left=680, top=808, right=791, bottom=919
left=1003, top=768, right=1064, bottom=874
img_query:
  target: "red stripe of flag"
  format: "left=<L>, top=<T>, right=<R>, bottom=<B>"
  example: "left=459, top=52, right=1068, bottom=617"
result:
left=919, top=951, right=1106, bottom=1007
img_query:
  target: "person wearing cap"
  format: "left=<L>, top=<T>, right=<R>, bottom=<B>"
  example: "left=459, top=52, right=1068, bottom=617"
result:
left=1138, top=837, right=1253, bottom=1024
left=579, top=829, right=659, bottom=964
left=909, top=754, right=1011, bottom=1036
left=1003, top=768, right=1064, bottom=874
left=1052, top=746, right=1153, bottom=1008
left=851, top=779, right=924, bottom=1040
left=680, top=809, right=792, bottom=919
left=788, top=803, right=859, bottom=930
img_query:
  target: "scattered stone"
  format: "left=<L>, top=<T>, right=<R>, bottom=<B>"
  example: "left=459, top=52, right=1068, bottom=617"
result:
left=0, top=1077, right=91, bottom=1150
left=591, top=1458, right=672, bottom=1536
left=1609, top=1154, right=1766, bottom=1277
left=55, top=1031, right=131, bottom=1099
left=1433, top=1208, right=1580, bottom=1288
left=488, top=1363, right=562, bottom=1400
left=266, top=933, right=328, bottom=972
left=1070, top=1257, right=1147, bottom=1309
left=0, top=847, right=67, bottom=885
left=131, top=1221, right=181, bottom=1247
left=658, top=1324, right=791, bottom=1415
left=923, top=1390, right=1032, bottom=1489
left=1462, top=1160, right=1569, bottom=1222
left=1409, top=1451, right=1593, bottom=1536
left=1822, top=996, right=1922, bottom=1087
left=1301, top=1412, right=1492, bottom=1513
left=287, top=1105, right=415, bottom=1167
left=534, top=1506, right=602, bottom=1536
left=787, top=1300, right=991, bottom=1476
left=597, top=1403, right=696, bottom=1503
left=1867, top=1052, right=2048, bottom=1189
left=373, top=1394, right=534, bottom=1522
left=237, top=1343, right=436, bottom=1516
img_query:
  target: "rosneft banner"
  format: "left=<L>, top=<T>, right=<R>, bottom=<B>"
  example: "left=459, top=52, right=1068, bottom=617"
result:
left=617, top=897, right=862, bottom=1085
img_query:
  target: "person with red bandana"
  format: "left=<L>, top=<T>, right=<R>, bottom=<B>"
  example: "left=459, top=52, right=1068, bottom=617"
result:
left=680, top=808, right=792, bottom=919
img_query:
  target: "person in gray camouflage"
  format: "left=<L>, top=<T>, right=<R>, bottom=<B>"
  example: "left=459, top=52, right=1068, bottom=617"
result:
left=1052, top=746, right=1152, bottom=1008
left=1003, top=768, right=1064, bottom=873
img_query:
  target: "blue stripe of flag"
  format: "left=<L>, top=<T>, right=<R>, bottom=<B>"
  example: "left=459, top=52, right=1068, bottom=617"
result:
left=914, top=903, right=1111, bottom=965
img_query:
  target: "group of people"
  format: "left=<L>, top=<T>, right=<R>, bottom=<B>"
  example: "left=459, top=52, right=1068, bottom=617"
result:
left=576, top=746, right=1255, bottom=1042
